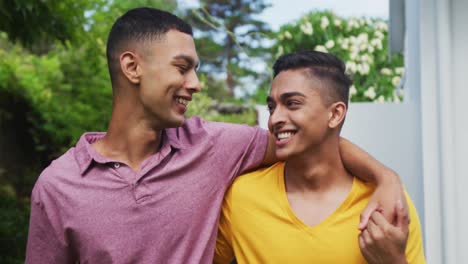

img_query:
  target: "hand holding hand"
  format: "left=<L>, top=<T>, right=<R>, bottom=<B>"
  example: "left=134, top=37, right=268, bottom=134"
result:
left=359, top=173, right=409, bottom=230
left=358, top=200, right=409, bottom=264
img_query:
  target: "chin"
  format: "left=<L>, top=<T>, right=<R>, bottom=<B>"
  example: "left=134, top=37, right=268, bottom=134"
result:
left=275, top=149, right=292, bottom=161
left=162, top=115, right=186, bottom=128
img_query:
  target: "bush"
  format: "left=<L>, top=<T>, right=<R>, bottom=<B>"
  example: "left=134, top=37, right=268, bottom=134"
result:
left=269, top=11, right=404, bottom=103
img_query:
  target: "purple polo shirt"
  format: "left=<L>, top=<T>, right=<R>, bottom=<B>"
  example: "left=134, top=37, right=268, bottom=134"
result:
left=26, top=117, right=267, bottom=264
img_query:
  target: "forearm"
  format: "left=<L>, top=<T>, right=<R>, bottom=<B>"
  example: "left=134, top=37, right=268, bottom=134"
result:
left=339, top=137, right=400, bottom=185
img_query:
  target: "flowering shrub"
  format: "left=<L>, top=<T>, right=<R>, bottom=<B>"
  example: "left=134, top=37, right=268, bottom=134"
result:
left=273, top=11, right=404, bottom=102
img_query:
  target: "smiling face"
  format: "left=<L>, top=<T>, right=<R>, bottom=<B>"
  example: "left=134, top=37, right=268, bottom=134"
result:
left=267, top=69, right=334, bottom=160
left=136, top=29, right=201, bottom=128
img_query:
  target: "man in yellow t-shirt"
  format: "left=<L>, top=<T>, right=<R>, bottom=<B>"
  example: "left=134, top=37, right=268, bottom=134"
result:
left=215, top=51, right=426, bottom=264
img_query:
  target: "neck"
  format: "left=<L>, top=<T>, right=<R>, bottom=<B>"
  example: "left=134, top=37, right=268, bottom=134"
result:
left=284, top=136, right=352, bottom=193
left=92, top=92, right=165, bottom=172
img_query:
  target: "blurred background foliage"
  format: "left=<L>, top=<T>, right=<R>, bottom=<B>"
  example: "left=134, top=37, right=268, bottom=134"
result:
left=0, top=0, right=402, bottom=262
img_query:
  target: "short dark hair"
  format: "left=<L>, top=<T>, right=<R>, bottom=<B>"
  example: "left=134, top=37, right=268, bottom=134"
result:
left=273, top=51, right=352, bottom=107
left=106, top=7, right=193, bottom=83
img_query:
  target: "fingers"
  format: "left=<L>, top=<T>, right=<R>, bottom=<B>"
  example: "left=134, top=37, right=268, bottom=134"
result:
left=361, top=229, right=373, bottom=245
left=367, top=217, right=384, bottom=242
left=359, top=201, right=379, bottom=230
left=370, top=210, right=389, bottom=227
left=395, top=200, right=410, bottom=234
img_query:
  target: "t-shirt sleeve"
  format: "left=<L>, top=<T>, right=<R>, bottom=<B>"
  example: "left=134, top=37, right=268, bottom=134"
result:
left=203, top=120, right=268, bottom=180
left=405, top=192, right=426, bottom=264
left=214, top=187, right=235, bottom=264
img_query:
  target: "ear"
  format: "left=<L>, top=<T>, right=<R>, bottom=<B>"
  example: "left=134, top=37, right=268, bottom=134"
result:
left=328, top=102, right=347, bottom=129
left=120, top=51, right=141, bottom=84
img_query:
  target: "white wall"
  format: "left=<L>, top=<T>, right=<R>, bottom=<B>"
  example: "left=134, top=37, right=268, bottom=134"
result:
left=420, top=0, right=468, bottom=262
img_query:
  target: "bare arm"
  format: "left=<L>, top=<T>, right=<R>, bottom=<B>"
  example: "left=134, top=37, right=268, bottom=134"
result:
left=338, top=137, right=408, bottom=229
left=260, top=133, right=278, bottom=166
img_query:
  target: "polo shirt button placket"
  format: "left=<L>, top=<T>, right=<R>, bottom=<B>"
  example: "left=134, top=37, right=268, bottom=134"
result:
left=113, top=162, right=120, bottom=169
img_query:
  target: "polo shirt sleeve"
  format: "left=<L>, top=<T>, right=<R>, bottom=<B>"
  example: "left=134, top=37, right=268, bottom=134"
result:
left=214, top=187, right=235, bottom=264
left=203, top=119, right=269, bottom=179
left=25, top=178, right=74, bottom=263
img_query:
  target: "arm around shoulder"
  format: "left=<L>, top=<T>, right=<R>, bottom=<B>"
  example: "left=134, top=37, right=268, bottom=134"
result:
left=338, top=137, right=408, bottom=229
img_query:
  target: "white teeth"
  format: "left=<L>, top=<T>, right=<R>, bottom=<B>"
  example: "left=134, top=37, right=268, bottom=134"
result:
left=176, top=98, right=188, bottom=106
left=277, top=132, right=294, bottom=139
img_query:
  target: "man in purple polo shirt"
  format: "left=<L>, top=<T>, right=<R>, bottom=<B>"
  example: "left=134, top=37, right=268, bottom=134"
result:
left=26, top=7, right=406, bottom=264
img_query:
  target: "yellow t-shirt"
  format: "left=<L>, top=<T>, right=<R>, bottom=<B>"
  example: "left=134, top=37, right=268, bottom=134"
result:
left=215, top=162, right=425, bottom=264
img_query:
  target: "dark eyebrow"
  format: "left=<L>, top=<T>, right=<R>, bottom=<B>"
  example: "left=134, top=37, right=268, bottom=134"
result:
left=266, top=92, right=305, bottom=104
left=173, top=54, right=199, bottom=70
left=280, top=92, right=306, bottom=101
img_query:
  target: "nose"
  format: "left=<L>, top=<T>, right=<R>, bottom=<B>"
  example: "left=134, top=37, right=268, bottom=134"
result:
left=186, top=70, right=201, bottom=93
left=268, top=105, right=286, bottom=132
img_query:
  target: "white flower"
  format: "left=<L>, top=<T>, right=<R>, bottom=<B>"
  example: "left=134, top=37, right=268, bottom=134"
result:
left=374, top=30, right=385, bottom=39
left=367, top=45, right=375, bottom=53
left=350, top=85, right=357, bottom=96
left=350, top=44, right=360, bottom=54
left=376, top=95, right=385, bottom=103
left=321, top=16, right=330, bottom=29
left=371, top=38, right=383, bottom=50
left=278, top=34, right=284, bottom=41
left=359, top=63, right=370, bottom=75
left=361, top=54, right=371, bottom=63
left=347, top=19, right=358, bottom=31
left=375, top=21, right=388, bottom=32
left=334, top=18, right=342, bottom=27
left=349, top=51, right=358, bottom=61
left=358, top=33, right=369, bottom=43
left=358, top=18, right=366, bottom=26
left=356, top=63, right=370, bottom=75
left=276, top=45, right=284, bottom=57
left=284, top=31, right=293, bottom=39
left=359, top=43, right=368, bottom=51
left=380, top=68, right=392, bottom=75
left=393, top=93, right=401, bottom=103
left=315, top=45, right=328, bottom=53
left=346, top=61, right=357, bottom=74
left=364, top=86, right=376, bottom=99
left=392, top=76, right=402, bottom=86
left=299, top=21, right=313, bottom=36
left=340, top=38, right=349, bottom=49
left=365, top=18, right=372, bottom=26
left=325, top=40, right=335, bottom=49
left=395, top=67, right=405, bottom=75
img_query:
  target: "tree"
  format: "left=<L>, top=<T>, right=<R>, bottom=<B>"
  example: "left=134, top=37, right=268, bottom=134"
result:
left=187, top=0, right=272, bottom=97
left=0, top=0, right=92, bottom=53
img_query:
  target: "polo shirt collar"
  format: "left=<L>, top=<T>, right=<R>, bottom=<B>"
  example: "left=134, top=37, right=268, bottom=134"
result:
left=74, top=130, right=186, bottom=176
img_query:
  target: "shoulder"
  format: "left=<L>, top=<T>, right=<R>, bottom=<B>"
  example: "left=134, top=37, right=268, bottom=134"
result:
left=32, top=148, right=80, bottom=203
left=228, top=162, right=283, bottom=198
left=183, top=116, right=265, bottom=136
left=175, top=116, right=267, bottom=150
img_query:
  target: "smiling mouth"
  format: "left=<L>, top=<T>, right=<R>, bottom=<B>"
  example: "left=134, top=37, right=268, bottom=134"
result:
left=276, top=131, right=296, bottom=140
left=176, top=97, right=189, bottom=106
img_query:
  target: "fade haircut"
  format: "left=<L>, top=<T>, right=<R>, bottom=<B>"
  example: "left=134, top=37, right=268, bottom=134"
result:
left=106, top=7, right=193, bottom=84
left=273, top=50, right=352, bottom=107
